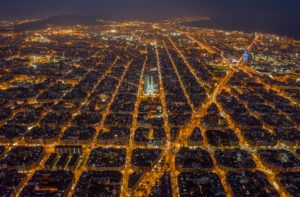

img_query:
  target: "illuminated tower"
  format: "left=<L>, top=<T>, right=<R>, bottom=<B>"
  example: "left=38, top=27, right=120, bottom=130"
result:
left=143, top=68, right=157, bottom=97
left=243, top=50, right=250, bottom=63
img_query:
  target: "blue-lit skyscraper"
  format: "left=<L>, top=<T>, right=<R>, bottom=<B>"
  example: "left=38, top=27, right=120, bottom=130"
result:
left=243, top=50, right=249, bottom=63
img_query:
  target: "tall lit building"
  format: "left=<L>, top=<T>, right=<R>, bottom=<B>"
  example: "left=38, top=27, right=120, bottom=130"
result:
left=143, top=71, right=158, bottom=97
left=243, top=49, right=250, bottom=63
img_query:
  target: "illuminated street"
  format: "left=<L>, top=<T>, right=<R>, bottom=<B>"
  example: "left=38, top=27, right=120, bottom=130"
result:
left=0, top=17, right=300, bottom=197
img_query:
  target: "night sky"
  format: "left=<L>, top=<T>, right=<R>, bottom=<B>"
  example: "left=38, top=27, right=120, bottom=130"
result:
left=0, top=0, right=299, bottom=20
left=1, top=0, right=300, bottom=37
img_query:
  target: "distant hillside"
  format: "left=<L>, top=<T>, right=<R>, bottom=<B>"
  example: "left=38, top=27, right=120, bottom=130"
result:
left=12, top=15, right=105, bottom=32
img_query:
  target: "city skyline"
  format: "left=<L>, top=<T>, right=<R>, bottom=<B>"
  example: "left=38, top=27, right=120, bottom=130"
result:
left=0, top=1, right=299, bottom=197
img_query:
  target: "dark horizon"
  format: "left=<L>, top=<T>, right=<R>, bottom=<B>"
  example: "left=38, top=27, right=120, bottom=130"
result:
left=1, top=0, right=300, bottom=39
left=1, top=0, right=300, bottom=21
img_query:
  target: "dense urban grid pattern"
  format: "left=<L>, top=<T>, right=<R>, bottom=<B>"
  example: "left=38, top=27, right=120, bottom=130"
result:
left=0, top=19, right=300, bottom=196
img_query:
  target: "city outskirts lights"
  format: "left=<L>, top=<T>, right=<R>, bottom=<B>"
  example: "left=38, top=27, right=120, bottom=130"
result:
left=26, top=33, right=51, bottom=43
